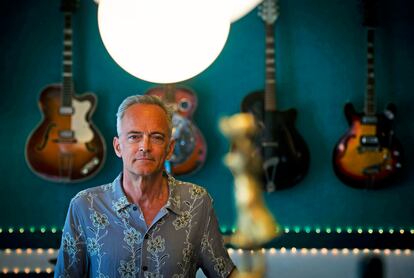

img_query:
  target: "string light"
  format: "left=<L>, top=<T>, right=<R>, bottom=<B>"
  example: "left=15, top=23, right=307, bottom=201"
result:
left=1, top=248, right=413, bottom=274
left=1, top=226, right=414, bottom=235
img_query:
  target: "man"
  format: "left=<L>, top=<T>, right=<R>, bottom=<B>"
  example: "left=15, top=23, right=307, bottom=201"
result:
left=54, top=95, right=236, bottom=277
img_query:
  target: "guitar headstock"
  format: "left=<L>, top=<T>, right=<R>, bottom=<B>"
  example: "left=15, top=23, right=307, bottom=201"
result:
left=361, top=0, right=378, bottom=28
left=60, top=0, right=79, bottom=13
left=258, top=0, right=280, bottom=24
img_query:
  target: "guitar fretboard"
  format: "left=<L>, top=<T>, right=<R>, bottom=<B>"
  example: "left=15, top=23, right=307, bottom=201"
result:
left=265, top=23, right=277, bottom=111
left=364, top=28, right=376, bottom=116
left=62, top=13, right=74, bottom=110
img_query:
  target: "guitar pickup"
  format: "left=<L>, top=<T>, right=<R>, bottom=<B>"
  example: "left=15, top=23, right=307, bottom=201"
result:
left=361, top=116, right=377, bottom=124
left=59, top=106, right=74, bottom=115
left=262, top=141, right=279, bottom=147
left=360, top=136, right=379, bottom=146
left=59, top=130, right=74, bottom=139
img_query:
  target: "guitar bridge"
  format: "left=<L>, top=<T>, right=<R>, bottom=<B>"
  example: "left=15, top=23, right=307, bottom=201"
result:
left=363, top=164, right=381, bottom=175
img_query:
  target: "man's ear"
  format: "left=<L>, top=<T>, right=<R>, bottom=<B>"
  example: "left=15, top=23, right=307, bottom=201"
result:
left=113, top=136, right=122, bottom=158
left=165, top=139, right=176, bottom=161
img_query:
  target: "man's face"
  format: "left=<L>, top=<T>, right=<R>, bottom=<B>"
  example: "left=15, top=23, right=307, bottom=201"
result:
left=113, top=103, right=174, bottom=177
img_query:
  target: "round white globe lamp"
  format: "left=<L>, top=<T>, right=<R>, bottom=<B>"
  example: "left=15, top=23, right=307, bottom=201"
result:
left=98, top=0, right=230, bottom=84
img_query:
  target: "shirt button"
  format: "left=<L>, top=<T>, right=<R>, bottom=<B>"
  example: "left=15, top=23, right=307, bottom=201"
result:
left=142, top=266, right=148, bottom=271
left=133, top=206, right=138, bottom=211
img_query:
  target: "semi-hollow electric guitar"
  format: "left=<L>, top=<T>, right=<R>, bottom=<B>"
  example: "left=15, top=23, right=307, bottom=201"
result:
left=241, top=0, right=310, bottom=192
left=332, top=0, right=403, bottom=188
left=146, top=84, right=207, bottom=175
left=25, top=0, right=106, bottom=182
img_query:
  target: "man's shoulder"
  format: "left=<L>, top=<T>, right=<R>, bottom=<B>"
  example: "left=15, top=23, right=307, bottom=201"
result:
left=169, top=176, right=211, bottom=202
left=71, top=182, right=115, bottom=204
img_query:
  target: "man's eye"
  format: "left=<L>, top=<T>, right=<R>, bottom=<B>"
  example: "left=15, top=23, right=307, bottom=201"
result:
left=128, top=135, right=141, bottom=141
left=151, top=135, right=165, bottom=144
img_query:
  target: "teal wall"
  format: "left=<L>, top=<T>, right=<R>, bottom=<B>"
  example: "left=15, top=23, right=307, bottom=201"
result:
left=1, top=0, right=413, bottom=232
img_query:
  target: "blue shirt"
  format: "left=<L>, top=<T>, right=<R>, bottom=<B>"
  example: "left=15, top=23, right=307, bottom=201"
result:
left=54, top=173, right=235, bottom=278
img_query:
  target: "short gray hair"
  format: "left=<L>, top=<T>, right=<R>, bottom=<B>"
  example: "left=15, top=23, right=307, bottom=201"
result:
left=116, top=94, right=173, bottom=136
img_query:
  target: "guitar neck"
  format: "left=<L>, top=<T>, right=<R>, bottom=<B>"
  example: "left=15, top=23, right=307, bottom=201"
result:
left=264, top=23, right=277, bottom=111
left=364, top=28, right=376, bottom=116
left=163, top=83, right=176, bottom=104
left=62, top=12, right=74, bottom=110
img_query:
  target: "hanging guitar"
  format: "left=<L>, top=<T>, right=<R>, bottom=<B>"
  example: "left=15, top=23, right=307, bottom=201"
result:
left=241, top=0, right=310, bottom=192
left=25, top=0, right=106, bottom=182
left=332, top=0, right=403, bottom=188
left=145, top=84, right=207, bottom=175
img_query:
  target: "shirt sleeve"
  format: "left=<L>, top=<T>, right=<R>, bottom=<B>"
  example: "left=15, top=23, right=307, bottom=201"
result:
left=198, top=195, right=235, bottom=278
left=54, top=197, right=88, bottom=278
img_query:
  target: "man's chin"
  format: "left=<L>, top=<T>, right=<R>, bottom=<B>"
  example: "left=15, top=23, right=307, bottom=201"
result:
left=132, top=167, right=162, bottom=177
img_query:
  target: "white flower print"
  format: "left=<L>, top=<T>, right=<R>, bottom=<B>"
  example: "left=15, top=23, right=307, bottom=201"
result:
left=213, top=257, right=227, bottom=276
left=118, top=259, right=138, bottom=278
left=86, top=237, right=100, bottom=256
left=101, top=183, right=114, bottom=192
left=172, top=211, right=191, bottom=230
left=182, top=244, right=193, bottom=263
left=112, top=196, right=129, bottom=211
left=90, top=211, right=109, bottom=229
left=147, top=235, right=165, bottom=254
left=112, top=197, right=131, bottom=218
left=62, top=233, right=78, bottom=256
left=201, top=234, right=209, bottom=251
left=123, top=227, right=142, bottom=246
left=190, top=185, right=205, bottom=200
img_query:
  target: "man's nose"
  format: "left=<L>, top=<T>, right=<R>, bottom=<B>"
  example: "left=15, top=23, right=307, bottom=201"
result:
left=139, top=135, right=150, bottom=152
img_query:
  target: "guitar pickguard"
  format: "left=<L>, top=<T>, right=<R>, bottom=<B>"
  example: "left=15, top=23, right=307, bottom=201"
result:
left=71, top=98, right=94, bottom=143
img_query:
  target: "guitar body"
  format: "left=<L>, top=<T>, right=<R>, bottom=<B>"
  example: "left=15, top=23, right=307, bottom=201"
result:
left=242, top=91, right=310, bottom=191
left=332, top=102, right=403, bottom=188
left=25, top=84, right=106, bottom=182
left=146, top=86, right=207, bottom=175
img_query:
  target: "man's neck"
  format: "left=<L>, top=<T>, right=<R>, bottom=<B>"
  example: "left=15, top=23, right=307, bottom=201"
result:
left=122, top=170, right=169, bottom=226
left=122, top=171, right=168, bottom=206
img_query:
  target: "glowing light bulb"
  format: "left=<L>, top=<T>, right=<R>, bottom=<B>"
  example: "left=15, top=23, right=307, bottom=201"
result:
left=228, top=0, right=263, bottom=22
left=98, top=0, right=230, bottom=83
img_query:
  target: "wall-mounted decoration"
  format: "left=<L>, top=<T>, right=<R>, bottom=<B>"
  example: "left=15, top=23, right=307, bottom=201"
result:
left=332, top=0, right=403, bottom=189
left=146, top=84, right=207, bottom=176
left=241, top=0, right=310, bottom=192
left=25, top=0, right=106, bottom=183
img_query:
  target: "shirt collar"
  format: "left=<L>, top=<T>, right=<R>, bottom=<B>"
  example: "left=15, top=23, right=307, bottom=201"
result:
left=164, top=173, right=184, bottom=216
left=112, top=172, right=183, bottom=215
left=112, top=173, right=131, bottom=212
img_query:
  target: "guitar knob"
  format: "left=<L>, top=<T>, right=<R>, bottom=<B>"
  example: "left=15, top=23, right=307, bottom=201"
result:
left=178, top=99, right=191, bottom=112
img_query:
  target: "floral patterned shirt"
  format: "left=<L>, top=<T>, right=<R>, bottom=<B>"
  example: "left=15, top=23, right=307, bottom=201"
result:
left=54, top=173, right=235, bottom=278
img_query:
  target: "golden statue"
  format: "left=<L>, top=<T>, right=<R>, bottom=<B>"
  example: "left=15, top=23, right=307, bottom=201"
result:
left=219, top=113, right=281, bottom=277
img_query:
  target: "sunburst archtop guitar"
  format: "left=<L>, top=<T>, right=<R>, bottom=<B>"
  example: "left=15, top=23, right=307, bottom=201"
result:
left=25, top=0, right=106, bottom=182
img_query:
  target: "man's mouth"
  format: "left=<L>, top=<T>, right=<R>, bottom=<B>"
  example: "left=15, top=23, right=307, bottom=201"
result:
left=135, top=157, right=154, bottom=161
